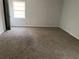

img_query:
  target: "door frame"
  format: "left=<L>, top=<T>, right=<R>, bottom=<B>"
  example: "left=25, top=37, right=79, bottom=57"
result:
left=3, top=0, right=11, bottom=30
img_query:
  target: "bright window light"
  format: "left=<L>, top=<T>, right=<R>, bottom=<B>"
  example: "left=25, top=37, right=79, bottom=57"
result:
left=13, top=1, right=25, bottom=18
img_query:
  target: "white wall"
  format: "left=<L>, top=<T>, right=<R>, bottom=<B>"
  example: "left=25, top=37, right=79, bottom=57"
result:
left=26, top=0, right=62, bottom=27
left=0, top=0, right=5, bottom=33
left=59, top=0, right=79, bottom=39
left=9, top=0, right=62, bottom=27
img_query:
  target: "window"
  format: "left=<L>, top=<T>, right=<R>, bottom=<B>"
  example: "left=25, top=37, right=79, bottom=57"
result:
left=13, top=1, right=25, bottom=18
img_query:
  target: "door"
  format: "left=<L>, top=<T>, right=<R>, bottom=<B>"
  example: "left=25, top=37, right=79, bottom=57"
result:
left=8, top=0, right=26, bottom=27
left=3, top=0, right=11, bottom=30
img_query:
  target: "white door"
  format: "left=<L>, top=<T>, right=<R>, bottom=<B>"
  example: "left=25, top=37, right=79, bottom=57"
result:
left=8, top=0, right=26, bottom=26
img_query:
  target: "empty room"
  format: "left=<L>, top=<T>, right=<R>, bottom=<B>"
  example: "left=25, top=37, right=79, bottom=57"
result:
left=0, top=0, right=79, bottom=59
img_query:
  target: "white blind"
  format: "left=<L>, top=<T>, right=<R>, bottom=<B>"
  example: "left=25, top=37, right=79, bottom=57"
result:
left=13, top=1, right=25, bottom=18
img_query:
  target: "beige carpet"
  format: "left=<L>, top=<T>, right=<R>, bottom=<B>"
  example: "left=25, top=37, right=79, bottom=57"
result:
left=0, top=27, right=79, bottom=59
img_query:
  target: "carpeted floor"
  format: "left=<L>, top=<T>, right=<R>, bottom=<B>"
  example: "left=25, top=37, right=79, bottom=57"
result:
left=0, top=27, right=79, bottom=59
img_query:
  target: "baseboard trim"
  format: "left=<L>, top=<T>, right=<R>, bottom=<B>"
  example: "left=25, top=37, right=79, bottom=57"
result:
left=59, top=27, right=79, bottom=40
left=11, top=26, right=58, bottom=28
left=0, top=31, right=4, bottom=35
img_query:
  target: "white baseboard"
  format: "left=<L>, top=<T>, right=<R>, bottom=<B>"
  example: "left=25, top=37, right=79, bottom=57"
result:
left=11, top=25, right=57, bottom=27
left=59, top=27, right=79, bottom=40
left=0, top=31, right=4, bottom=35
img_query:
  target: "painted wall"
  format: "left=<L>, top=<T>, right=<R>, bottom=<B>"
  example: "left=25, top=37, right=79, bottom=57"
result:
left=0, top=0, right=5, bottom=33
left=59, top=0, right=79, bottom=39
left=26, top=0, right=62, bottom=27
left=8, top=0, right=62, bottom=27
